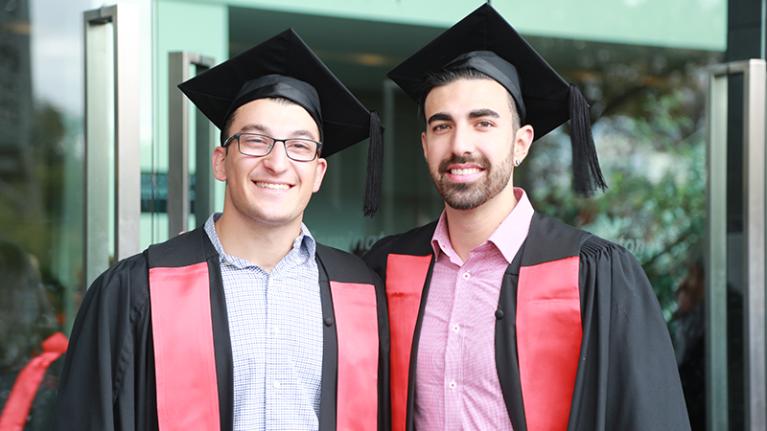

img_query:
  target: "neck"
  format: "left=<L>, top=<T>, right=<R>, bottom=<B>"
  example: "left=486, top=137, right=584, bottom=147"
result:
left=214, top=207, right=303, bottom=272
left=444, top=184, right=518, bottom=261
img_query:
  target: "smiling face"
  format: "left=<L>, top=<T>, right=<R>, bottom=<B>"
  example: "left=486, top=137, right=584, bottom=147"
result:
left=421, top=77, right=533, bottom=211
left=213, top=98, right=327, bottom=229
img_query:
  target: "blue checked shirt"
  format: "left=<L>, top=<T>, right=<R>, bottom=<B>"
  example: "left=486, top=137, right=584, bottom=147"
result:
left=204, top=214, right=324, bottom=431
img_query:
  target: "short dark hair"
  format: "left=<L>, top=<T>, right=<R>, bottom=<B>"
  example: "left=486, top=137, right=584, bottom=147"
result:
left=419, top=68, right=520, bottom=129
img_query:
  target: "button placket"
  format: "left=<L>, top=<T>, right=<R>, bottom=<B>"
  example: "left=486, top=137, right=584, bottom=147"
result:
left=265, top=272, right=279, bottom=421
left=444, top=262, right=470, bottom=426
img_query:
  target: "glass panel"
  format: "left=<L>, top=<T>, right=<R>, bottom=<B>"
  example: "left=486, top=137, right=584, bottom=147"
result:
left=1, top=0, right=97, bottom=427
left=521, top=39, right=717, bottom=431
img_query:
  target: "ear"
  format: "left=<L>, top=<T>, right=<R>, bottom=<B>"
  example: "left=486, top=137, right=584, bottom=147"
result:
left=513, top=125, right=535, bottom=164
left=212, top=146, right=228, bottom=182
left=421, top=130, right=428, bottom=159
left=312, top=157, right=328, bottom=192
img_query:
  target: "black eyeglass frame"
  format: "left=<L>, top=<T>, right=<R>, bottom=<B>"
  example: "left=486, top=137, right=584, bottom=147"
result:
left=222, top=132, right=323, bottom=162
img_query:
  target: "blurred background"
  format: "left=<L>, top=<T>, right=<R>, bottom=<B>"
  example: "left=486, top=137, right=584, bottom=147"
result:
left=1, top=0, right=763, bottom=429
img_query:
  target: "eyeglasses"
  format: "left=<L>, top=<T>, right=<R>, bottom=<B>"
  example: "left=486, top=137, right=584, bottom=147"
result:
left=223, top=133, right=322, bottom=162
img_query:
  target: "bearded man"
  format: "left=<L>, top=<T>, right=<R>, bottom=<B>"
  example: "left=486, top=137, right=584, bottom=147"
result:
left=364, top=4, right=689, bottom=431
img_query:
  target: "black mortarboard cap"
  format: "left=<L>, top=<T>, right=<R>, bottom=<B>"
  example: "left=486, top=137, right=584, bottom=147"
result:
left=388, top=4, right=606, bottom=195
left=179, top=29, right=383, bottom=215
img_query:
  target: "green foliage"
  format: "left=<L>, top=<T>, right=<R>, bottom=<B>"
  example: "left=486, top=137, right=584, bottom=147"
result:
left=520, top=62, right=709, bottom=320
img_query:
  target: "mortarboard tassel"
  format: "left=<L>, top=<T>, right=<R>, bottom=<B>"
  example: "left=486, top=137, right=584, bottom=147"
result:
left=364, top=111, right=384, bottom=216
left=569, top=84, right=607, bottom=195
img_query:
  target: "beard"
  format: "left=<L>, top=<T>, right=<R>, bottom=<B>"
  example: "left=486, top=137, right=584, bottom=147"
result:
left=431, top=152, right=514, bottom=210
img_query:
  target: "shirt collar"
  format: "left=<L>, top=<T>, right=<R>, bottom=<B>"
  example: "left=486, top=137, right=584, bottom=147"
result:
left=431, top=212, right=460, bottom=265
left=488, top=188, right=534, bottom=263
left=430, top=188, right=535, bottom=264
left=203, top=213, right=317, bottom=269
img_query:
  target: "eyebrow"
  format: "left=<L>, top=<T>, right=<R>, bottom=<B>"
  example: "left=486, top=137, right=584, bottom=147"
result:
left=288, top=130, right=318, bottom=140
left=427, top=109, right=501, bottom=125
left=239, top=124, right=270, bottom=134
left=468, top=109, right=500, bottom=119
left=239, top=124, right=317, bottom=140
left=427, top=112, right=453, bottom=125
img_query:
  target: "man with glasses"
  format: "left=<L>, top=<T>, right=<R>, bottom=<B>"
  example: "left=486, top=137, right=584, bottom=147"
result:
left=55, top=30, right=389, bottom=431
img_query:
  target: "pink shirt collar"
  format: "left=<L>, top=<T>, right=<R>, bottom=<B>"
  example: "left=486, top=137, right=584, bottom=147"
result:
left=431, top=188, right=535, bottom=264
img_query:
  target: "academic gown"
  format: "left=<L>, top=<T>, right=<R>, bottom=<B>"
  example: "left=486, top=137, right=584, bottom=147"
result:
left=55, top=227, right=390, bottom=431
left=363, top=212, right=690, bottom=431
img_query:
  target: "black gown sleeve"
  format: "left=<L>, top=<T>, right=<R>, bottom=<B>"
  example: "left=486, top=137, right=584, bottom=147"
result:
left=54, top=254, right=152, bottom=431
left=573, top=238, right=691, bottom=431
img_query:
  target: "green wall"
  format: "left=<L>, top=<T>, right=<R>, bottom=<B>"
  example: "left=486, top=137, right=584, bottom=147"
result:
left=172, top=0, right=726, bottom=51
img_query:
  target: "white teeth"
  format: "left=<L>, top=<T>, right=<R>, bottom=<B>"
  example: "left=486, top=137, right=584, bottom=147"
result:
left=255, top=182, right=290, bottom=190
left=450, top=168, right=480, bottom=175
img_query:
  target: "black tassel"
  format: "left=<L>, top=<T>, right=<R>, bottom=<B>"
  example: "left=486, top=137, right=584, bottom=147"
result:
left=569, top=84, right=607, bottom=195
left=364, top=111, right=384, bottom=216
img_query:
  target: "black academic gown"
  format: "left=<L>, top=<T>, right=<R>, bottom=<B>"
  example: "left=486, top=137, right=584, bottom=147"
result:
left=363, top=212, right=690, bottom=431
left=55, top=227, right=390, bottom=431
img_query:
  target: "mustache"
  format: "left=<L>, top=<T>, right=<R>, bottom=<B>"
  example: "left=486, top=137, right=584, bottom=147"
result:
left=438, top=155, right=490, bottom=174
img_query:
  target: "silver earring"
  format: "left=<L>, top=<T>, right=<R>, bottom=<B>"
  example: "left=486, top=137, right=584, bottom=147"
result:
left=514, top=159, right=521, bottom=167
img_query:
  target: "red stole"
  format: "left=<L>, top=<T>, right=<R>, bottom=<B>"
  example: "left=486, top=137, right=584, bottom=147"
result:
left=148, top=263, right=380, bottom=430
left=0, top=332, right=68, bottom=431
left=385, top=254, right=582, bottom=431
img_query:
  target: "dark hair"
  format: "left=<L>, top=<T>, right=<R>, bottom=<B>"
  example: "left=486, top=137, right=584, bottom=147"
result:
left=419, top=68, right=520, bottom=129
left=220, top=96, right=322, bottom=149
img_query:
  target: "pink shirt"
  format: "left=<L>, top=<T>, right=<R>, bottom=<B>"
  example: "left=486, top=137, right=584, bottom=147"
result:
left=415, top=188, right=534, bottom=430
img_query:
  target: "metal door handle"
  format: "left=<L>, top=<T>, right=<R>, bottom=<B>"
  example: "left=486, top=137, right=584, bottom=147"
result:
left=168, top=52, right=215, bottom=236
left=83, top=4, right=141, bottom=287
left=706, top=59, right=767, bottom=431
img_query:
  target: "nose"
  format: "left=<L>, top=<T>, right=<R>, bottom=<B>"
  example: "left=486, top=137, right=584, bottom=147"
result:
left=448, top=124, right=475, bottom=157
left=261, top=140, right=291, bottom=173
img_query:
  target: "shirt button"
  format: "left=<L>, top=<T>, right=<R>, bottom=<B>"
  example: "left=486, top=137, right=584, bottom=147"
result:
left=448, top=380, right=457, bottom=390
left=451, top=324, right=460, bottom=333
left=271, top=326, right=279, bottom=337
left=462, top=272, right=471, bottom=280
left=273, top=381, right=281, bottom=389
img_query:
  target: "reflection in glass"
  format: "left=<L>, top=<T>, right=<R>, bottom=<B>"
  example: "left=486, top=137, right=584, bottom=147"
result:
left=1, top=0, right=94, bottom=427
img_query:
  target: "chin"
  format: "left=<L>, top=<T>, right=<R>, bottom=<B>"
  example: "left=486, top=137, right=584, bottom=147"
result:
left=444, top=198, right=487, bottom=211
left=249, top=211, right=298, bottom=227
left=250, top=201, right=309, bottom=225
